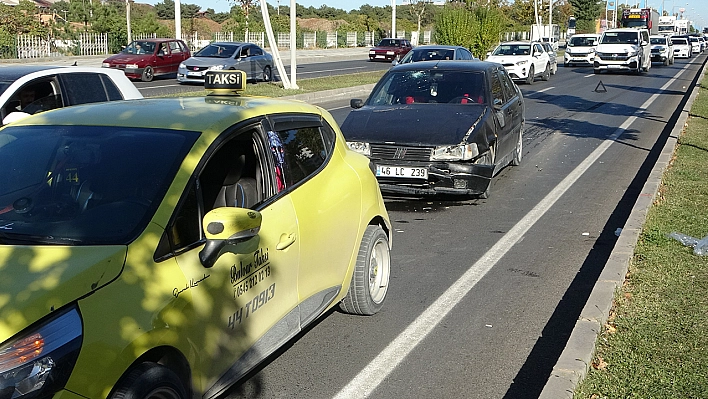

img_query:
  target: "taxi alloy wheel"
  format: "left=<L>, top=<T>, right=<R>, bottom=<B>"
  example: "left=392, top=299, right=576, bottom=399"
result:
left=340, top=225, right=390, bottom=316
left=111, top=362, right=187, bottom=399
left=141, top=66, right=154, bottom=82
left=263, top=65, right=272, bottom=82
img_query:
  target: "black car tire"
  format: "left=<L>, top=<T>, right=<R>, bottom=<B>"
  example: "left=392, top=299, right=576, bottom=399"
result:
left=111, top=362, right=187, bottom=399
left=339, top=225, right=390, bottom=316
left=141, top=66, right=154, bottom=82
left=526, top=65, right=534, bottom=85
left=542, top=64, right=550, bottom=81
left=262, top=65, right=272, bottom=82
left=511, top=127, right=523, bottom=166
left=564, top=62, right=569, bottom=67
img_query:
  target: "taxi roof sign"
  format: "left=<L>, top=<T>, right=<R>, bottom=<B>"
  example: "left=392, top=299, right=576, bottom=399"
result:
left=205, top=70, right=247, bottom=95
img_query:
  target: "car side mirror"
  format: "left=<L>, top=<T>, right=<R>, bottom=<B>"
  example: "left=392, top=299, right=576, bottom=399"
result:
left=486, top=51, right=491, bottom=57
left=350, top=99, right=364, bottom=109
left=391, top=59, right=398, bottom=66
left=640, top=40, right=648, bottom=46
left=199, top=207, right=262, bottom=268
left=593, top=41, right=598, bottom=46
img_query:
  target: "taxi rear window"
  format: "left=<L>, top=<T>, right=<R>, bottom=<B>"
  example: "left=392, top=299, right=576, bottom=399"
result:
left=0, top=125, right=198, bottom=245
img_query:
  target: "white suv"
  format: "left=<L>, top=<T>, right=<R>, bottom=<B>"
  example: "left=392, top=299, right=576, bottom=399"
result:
left=564, top=34, right=600, bottom=66
left=594, top=28, right=651, bottom=74
left=486, top=41, right=551, bottom=84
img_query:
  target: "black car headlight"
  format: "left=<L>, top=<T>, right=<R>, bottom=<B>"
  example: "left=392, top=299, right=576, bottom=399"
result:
left=431, top=144, right=479, bottom=161
left=0, top=308, right=82, bottom=399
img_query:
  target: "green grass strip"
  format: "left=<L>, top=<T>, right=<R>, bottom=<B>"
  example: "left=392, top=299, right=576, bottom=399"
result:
left=574, top=73, right=708, bottom=398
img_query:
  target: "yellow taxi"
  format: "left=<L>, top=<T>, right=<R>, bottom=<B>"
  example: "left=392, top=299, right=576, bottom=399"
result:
left=0, top=71, right=391, bottom=399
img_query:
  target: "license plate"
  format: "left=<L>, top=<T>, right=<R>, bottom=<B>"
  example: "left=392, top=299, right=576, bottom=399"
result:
left=608, top=64, right=621, bottom=69
left=375, top=55, right=385, bottom=59
left=376, top=165, right=428, bottom=179
left=187, top=71, right=203, bottom=76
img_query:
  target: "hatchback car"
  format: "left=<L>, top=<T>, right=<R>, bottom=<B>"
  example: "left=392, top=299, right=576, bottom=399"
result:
left=650, top=35, right=674, bottom=65
left=393, top=45, right=476, bottom=65
left=342, top=61, right=525, bottom=198
left=0, top=65, right=142, bottom=125
left=102, top=38, right=191, bottom=82
left=177, top=42, right=274, bottom=84
left=0, top=70, right=391, bottom=399
left=563, top=33, right=599, bottom=66
left=486, top=41, right=551, bottom=84
left=369, top=38, right=413, bottom=62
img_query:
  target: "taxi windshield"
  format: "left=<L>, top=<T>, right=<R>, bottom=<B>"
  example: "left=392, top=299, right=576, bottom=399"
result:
left=368, top=70, right=486, bottom=106
left=0, top=125, right=198, bottom=245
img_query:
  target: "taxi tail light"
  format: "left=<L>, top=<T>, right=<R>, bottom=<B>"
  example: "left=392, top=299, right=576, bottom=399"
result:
left=0, top=308, right=83, bottom=399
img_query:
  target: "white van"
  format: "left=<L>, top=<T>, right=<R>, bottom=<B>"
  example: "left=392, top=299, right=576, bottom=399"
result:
left=593, top=28, right=651, bottom=74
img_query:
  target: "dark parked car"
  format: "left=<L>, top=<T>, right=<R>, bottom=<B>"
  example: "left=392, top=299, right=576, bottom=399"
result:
left=342, top=61, right=525, bottom=198
left=369, top=38, right=413, bottom=62
left=177, top=42, right=274, bottom=83
left=102, top=38, right=191, bottom=82
left=393, top=45, right=477, bottom=66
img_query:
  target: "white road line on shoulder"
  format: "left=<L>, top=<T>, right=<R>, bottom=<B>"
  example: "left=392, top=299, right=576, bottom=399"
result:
left=536, top=86, right=555, bottom=94
left=584, top=74, right=595, bottom=78
left=333, top=65, right=688, bottom=399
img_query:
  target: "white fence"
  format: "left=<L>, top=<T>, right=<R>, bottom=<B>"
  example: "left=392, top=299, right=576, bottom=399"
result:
left=303, top=32, right=317, bottom=48
left=16, top=32, right=108, bottom=58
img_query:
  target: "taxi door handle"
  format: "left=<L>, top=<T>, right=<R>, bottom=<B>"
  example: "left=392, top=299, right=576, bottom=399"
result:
left=276, top=233, right=296, bottom=250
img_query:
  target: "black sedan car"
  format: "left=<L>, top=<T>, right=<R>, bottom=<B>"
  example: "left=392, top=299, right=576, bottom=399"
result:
left=342, top=61, right=525, bottom=198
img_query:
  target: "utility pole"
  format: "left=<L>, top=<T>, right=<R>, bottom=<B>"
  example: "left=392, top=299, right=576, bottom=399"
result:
left=391, top=0, right=396, bottom=38
left=126, top=0, right=132, bottom=43
left=175, top=0, right=182, bottom=40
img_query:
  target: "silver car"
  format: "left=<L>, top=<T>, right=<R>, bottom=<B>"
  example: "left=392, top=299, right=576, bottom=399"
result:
left=177, top=42, right=274, bottom=84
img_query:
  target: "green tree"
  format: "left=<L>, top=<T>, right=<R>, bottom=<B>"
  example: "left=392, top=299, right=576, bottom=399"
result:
left=569, top=0, right=602, bottom=33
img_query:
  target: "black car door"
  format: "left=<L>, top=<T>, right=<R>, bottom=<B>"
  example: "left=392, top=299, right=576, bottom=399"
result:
left=489, top=68, right=515, bottom=158
left=496, top=67, right=524, bottom=159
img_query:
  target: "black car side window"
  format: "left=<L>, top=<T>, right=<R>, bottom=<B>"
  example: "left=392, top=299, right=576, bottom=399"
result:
left=498, top=69, right=517, bottom=102
left=490, top=72, right=505, bottom=107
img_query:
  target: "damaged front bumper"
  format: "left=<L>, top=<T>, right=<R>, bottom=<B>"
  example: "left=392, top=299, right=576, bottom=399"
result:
left=374, top=161, right=494, bottom=196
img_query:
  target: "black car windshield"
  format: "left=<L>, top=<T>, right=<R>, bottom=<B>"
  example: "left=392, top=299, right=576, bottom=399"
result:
left=368, top=70, right=487, bottom=106
left=401, top=48, right=455, bottom=63
left=0, top=125, right=198, bottom=245
left=492, top=44, right=530, bottom=56
left=195, top=44, right=239, bottom=58
left=569, top=36, right=596, bottom=46
left=600, top=32, right=639, bottom=44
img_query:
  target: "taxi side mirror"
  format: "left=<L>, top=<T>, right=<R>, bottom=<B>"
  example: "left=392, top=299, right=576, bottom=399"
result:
left=199, top=207, right=262, bottom=268
left=2, top=111, right=31, bottom=125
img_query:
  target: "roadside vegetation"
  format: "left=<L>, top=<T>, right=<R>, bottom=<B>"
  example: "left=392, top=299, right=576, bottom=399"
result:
left=574, top=71, right=708, bottom=398
left=165, top=70, right=386, bottom=98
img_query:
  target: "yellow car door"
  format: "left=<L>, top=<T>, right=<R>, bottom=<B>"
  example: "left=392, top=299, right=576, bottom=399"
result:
left=167, top=128, right=300, bottom=395
left=265, top=116, right=361, bottom=316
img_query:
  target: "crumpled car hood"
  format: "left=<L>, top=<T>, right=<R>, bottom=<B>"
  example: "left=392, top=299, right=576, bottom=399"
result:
left=341, top=104, right=487, bottom=146
left=0, top=245, right=126, bottom=341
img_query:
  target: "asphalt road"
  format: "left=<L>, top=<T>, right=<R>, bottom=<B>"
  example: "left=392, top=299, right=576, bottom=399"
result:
left=133, top=59, right=392, bottom=97
left=221, top=54, right=708, bottom=399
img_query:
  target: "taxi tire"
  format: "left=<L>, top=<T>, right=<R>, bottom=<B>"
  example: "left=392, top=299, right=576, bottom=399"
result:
left=340, top=225, right=390, bottom=316
left=111, top=362, right=187, bottom=399
left=141, top=66, right=154, bottom=82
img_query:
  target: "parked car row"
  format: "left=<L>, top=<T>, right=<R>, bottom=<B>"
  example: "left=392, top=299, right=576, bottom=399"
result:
left=102, top=38, right=275, bottom=84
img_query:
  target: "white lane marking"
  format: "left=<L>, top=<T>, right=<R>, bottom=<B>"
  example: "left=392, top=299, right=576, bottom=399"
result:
left=333, top=62, right=688, bottom=399
left=584, top=74, right=595, bottom=78
left=532, top=86, right=555, bottom=94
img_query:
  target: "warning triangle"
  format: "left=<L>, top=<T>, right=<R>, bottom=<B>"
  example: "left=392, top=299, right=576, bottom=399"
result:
left=595, top=81, right=607, bottom=93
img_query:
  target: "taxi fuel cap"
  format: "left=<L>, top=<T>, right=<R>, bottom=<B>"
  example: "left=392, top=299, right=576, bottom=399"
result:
left=205, top=70, right=247, bottom=95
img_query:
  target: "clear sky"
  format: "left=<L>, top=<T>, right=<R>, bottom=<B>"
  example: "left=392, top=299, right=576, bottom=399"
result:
left=146, top=0, right=708, bottom=30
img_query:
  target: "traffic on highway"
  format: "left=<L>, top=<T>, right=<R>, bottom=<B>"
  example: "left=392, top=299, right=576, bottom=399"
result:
left=0, top=36, right=705, bottom=399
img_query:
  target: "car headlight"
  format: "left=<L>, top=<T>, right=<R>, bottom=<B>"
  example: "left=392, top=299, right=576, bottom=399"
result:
left=101, top=62, right=110, bottom=68
left=369, top=50, right=375, bottom=55
left=179, top=62, right=185, bottom=68
left=430, top=144, right=479, bottom=161
left=0, top=307, right=82, bottom=399
left=589, top=48, right=596, bottom=53
left=208, top=65, right=225, bottom=71
left=515, top=60, right=528, bottom=66
left=126, top=64, right=138, bottom=69
left=346, top=142, right=371, bottom=156
left=627, top=50, right=638, bottom=57
left=566, top=48, right=572, bottom=54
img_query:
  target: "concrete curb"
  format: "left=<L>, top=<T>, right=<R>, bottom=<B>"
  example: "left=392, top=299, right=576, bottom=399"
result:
left=281, top=83, right=375, bottom=103
left=538, top=59, right=708, bottom=399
